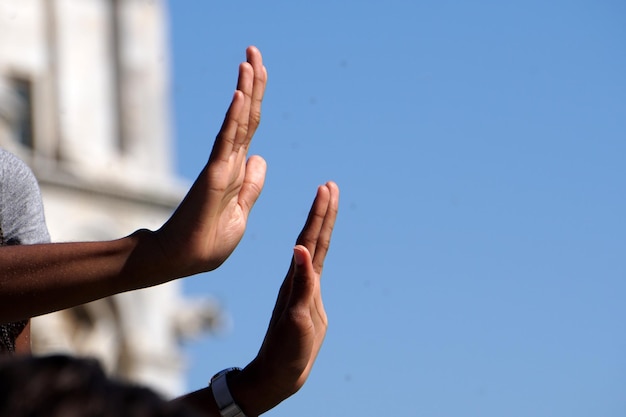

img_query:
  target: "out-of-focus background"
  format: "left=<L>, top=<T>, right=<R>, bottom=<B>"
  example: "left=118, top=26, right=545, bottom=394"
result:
left=1, top=1, right=625, bottom=416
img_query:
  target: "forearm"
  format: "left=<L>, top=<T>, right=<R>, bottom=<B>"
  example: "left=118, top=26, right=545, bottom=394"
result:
left=0, top=229, right=170, bottom=323
left=173, top=388, right=222, bottom=417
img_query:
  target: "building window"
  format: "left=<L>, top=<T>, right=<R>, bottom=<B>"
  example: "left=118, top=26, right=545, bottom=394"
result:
left=0, top=77, right=35, bottom=150
left=11, top=78, right=35, bottom=149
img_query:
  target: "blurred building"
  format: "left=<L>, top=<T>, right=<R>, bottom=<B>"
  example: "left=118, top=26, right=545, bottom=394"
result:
left=0, top=0, right=221, bottom=396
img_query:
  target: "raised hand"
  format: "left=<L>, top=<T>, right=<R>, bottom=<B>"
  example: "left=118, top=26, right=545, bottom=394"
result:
left=231, top=181, right=340, bottom=416
left=0, top=46, right=268, bottom=325
left=156, top=46, right=268, bottom=276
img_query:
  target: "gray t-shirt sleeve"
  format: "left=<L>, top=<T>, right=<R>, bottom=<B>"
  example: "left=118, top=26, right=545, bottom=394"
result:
left=0, top=149, right=50, bottom=245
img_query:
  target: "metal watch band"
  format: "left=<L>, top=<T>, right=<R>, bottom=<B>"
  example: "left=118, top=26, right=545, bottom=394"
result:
left=210, top=367, right=247, bottom=417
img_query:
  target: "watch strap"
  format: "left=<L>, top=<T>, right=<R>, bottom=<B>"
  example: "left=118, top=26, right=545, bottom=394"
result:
left=210, top=367, right=247, bottom=417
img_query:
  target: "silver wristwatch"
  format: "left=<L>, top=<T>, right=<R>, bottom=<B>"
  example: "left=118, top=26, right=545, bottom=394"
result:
left=210, top=367, right=247, bottom=417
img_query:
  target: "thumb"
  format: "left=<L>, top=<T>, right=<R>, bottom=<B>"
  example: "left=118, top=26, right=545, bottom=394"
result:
left=238, top=155, right=267, bottom=216
left=290, top=245, right=315, bottom=306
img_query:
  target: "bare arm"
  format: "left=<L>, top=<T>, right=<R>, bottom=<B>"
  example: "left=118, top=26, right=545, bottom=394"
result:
left=0, top=46, right=268, bottom=323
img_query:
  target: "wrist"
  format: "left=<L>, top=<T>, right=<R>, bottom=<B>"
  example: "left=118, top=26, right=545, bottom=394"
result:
left=208, top=368, right=248, bottom=417
left=226, top=360, right=293, bottom=417
left=225, top=366, right=262, bottom=417
left=122, top=229, right=172, bottom=288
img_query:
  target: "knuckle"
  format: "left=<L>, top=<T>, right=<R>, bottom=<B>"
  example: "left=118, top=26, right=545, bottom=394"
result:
left=250, top=109, right=261, bottom=126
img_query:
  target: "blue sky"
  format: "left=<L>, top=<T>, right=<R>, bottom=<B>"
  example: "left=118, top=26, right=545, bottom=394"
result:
left=167, top=1, right=625, bottom=416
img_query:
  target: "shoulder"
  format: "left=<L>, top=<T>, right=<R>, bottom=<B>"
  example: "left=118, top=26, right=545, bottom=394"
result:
left=0, top=148, right=42, bottom=211
left=0, top=148, right=50, bottom=245
left=0, top=148, right=39, bottom=189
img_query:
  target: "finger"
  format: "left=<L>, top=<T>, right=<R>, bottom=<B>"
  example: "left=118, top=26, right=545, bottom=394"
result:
left=296, top=185, right=331, bottom=260
left=291, top=245, right=328, bottom=357
left=245, top=46, right=268, bottom=144
left=270, top=185, right=333, bottom=330
left=312, top=181, right=339, bottom=274
left=209, top=90, right=245, bottom=163
left=238, top=155, right=267, bottom=218
left=233, top=61, right=254, bottom=153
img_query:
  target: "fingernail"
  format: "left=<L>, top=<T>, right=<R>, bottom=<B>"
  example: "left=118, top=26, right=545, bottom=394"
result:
left=293, top=247, right=305, bottom=266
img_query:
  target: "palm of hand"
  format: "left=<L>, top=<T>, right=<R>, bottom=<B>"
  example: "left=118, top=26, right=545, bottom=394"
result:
left=200, top=155, right=255, bottom=267
left=157, top=47, right=267, bottom=276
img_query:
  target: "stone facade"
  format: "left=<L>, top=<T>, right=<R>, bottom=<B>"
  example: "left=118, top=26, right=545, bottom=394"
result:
left=0, top=0, right=221, bottom=397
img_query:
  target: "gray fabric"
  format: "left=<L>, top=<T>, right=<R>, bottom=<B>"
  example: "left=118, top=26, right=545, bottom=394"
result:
left=0, top=148, right=50, bottom=245
left=0, top=148, right=50, bottom=353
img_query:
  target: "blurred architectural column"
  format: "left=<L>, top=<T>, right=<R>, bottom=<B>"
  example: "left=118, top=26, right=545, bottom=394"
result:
left=0, top=0, right=222, bottom=397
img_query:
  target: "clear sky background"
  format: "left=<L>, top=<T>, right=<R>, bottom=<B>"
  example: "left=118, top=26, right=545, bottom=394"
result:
left=167, top=1, right=625, bottom=416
